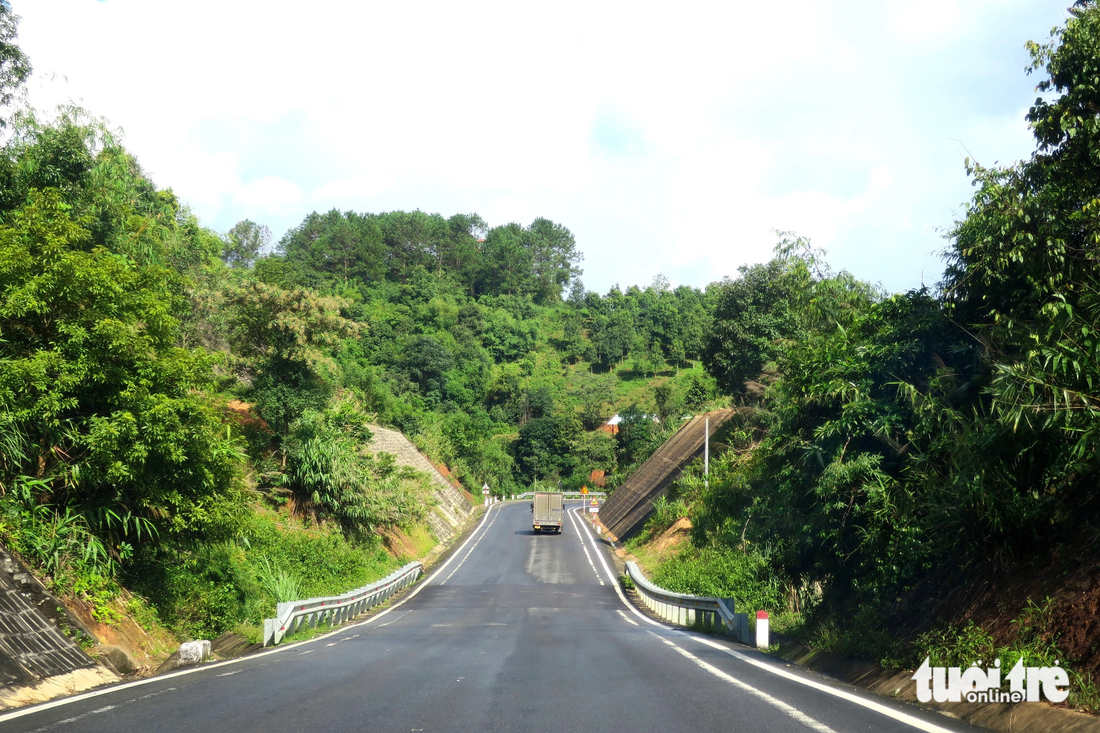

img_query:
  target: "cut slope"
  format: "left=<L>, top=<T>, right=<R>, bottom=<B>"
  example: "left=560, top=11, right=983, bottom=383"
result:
left=600, top=409, right=737, bottom=540
left=0, top=546, right=118, bottom=708
left=365, top=425, right=474, bottom=543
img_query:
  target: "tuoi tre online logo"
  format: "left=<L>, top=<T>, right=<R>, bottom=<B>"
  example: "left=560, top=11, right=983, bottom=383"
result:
left=912, top=657, right=1069, bottom=703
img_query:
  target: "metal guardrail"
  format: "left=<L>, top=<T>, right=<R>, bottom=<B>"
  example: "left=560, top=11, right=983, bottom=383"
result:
left=512, top=491, right=607, bottom=500
left=625, top=561, right=749, bottom=642
left=262, top=561, right=423, bottom=646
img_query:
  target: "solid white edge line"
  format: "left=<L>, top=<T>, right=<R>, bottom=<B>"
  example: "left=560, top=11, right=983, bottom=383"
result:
left=567, top=506, right=668, bottom=629
left=651, top=632, right=836, bottom=733
left=571, top=507, right=958, bottom=733
left=686, top=635, right=957, bottom=733
left=0, top=503, right=502, bottom=725
left=441, top=508, right=500, bottom=584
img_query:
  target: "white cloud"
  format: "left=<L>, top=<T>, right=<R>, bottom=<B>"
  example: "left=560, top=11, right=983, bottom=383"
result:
left=233, top=176, right=302, bottom=214
left=312, top=173, right=396, bottom=208
left=896, top=0, right=961, bottom=36
left=13, top=0, right=1071, bottom=292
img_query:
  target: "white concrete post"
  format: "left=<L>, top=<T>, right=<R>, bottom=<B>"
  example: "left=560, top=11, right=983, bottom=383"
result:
left=756, top=611, right=769, bottom=649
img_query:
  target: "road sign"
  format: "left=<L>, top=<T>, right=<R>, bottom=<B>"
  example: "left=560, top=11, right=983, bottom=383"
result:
left=482, top=483, right=490, bottom=495
left=581, top=486, right=588, bottom=494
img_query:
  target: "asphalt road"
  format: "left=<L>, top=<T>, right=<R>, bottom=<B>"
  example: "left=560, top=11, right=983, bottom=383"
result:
left=0, top=502, right=985, bottom=733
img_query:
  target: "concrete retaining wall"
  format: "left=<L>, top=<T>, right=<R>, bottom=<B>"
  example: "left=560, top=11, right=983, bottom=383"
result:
left=601, top=409, right=738, bottom=540
left=365, top=425, right=473, bottom=543
left=0, top=545, right=106, bottom=699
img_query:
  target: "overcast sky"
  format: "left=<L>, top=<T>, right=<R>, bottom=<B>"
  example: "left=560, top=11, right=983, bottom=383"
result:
left=16, top=1, right=1069, bottom=294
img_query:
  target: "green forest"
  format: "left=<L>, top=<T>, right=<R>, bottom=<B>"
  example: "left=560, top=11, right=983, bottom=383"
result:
left=0, top=2, right=719, bottom=643
left=2, top=0, right=1100, bottom=707
left=632, top=5, right=1100, bottom=711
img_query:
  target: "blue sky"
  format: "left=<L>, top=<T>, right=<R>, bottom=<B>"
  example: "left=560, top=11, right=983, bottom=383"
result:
left=17, top=0, right=1069, bottom=295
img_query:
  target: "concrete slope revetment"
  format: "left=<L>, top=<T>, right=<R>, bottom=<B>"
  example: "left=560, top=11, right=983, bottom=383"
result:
left=600, top=409, right=738, bottom=541
left=0, top=545, right=118, bottom=709
left=365, top=425, right=474, bottom=543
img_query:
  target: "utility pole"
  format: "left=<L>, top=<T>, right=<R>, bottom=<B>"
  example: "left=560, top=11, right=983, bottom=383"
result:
left=704, top=414, right=709, bottom=490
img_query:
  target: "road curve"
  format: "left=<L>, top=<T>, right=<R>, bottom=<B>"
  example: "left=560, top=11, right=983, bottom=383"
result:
left=0, top=502, right=984, bottom=733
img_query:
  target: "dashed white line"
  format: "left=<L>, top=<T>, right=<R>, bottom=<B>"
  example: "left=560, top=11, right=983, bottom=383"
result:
left=649, top=632, right=837, bottom=733
left=616, top=610, right=639, bottom=626
left=27, top=700, right=130, bottom=732
left=688, top=635, right=957, bottom=733
left=441, top=508, right=500, bottom=585
left=570, top=507, right=958, bottom=733
left=0, top=507, right=504, bottom=727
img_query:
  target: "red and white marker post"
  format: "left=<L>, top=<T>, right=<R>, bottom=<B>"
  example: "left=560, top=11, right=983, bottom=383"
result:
left=756, top=610, right=769, bottom=649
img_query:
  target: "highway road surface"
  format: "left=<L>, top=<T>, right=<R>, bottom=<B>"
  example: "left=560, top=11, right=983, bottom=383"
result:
left=0, top=501, right=983, bottom=733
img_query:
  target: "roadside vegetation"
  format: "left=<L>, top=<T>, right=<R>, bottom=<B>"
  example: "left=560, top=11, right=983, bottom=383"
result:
left=3, top=0, right=1099, bottom=709
left=0, top=2, right=714, bottom=649
left=625, top=4, right=1100, bottom=714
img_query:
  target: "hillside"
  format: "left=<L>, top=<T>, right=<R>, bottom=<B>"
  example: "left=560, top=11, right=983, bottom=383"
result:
left=0, top=93, right=710, bottom=668
left=4, top=1, right=1100, bottom=720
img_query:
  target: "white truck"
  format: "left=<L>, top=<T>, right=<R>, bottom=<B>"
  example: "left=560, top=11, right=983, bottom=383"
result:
left=531, top=491, right=564, bottom=534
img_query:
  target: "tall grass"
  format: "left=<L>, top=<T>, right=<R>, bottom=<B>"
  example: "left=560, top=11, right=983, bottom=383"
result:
left=0, top=476, right=121, bottom=621
left=255, top=556, right=303, bottom=602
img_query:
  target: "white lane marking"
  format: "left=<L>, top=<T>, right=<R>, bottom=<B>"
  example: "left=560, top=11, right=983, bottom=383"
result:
left=0, top=507, right=504, bottom=726
left=688, top=636, right=957, bottom=733
left=216, top=671, right=241, bottom=677
left=376, top=610, right=410, bottom=629
left=650, top=632, right=836, bottom=733
left=572, top=508, right=958, bottom=733
left=616, top=610, right=639, bottom=626
left=325, top=643, right=337, bottom=647
left=26, top=696, right=151, bottom=733
left=566, top=510, right=605, bottom=585
left=298, top=650, right=314, bottom=656
left=440, top=508, right=500, bottom=585
left=568, top=507, right=663, bottom=628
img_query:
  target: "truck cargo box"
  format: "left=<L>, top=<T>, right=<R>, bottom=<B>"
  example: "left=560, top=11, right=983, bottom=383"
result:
left=532, top=491, right=563, bottom=533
